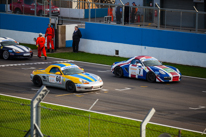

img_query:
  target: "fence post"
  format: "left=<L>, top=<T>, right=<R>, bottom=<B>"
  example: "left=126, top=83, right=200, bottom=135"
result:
left=49, top=0, right=52, bottom=18
left=193, top=6, right=198, bottom=33
left=6, top=0, right=8, bottom=13
left=24, top=86, right=49, bottom=137
left=89, top=2, right=91, bottom=22
left=122, top=5, right=125, bottom=25
left=35, top=0, right=37, bottom=16
left=140, top=108, right=156, bottom=137
left=155, top=3, right=160, bottom=29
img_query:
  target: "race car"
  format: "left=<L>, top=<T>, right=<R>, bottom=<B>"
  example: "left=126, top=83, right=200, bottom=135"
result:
left=30, top=63, right=103, bottom=92
left=0, top=37, right=33, bottom=60
left=111, top=56, right=181, bottom=82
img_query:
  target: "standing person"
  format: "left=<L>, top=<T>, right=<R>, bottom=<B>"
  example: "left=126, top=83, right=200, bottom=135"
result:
left=72, top=26, right=82, bottom=53
left=116, top=4, right=122, bottom=24
left=108, top=7, right=113, bottom=22
left=36, top=33, right=47, bottom=60
left=45, top=24, right=55, bottom=53
left=124, top=2, right=129, bottom=24
left=131, top=2, right=137, bottom=23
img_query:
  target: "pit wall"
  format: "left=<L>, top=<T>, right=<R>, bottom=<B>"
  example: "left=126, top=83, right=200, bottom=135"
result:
left=77, top=22, right=206, bottom=67
left=0, top=13, right=49, bottom=45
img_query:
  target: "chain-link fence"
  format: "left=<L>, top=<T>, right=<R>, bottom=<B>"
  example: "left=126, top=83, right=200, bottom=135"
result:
left=2, top=0, right=206, bottom=33
left=0, top=96, right=206, bottom=137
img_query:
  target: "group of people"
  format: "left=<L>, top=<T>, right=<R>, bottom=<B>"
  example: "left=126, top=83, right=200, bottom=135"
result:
left=108, top=2, right=138, bottom=24
left=36, top=25, right=82, bottom=60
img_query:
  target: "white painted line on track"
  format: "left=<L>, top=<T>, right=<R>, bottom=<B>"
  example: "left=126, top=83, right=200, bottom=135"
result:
left=97, top=70, right=111, bottom=72
left=0, top=93, right=205, bottom=134
left=115, top=87, right=131, bottom=91
left=182, top=75, right=206, bottom=80
left=189, top=106, right=205, bottom=110
left=202, top=91, right=206, bottom=93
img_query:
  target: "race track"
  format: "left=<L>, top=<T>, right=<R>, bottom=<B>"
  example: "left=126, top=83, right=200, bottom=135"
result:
left=0, top=56, right=205, bottom=132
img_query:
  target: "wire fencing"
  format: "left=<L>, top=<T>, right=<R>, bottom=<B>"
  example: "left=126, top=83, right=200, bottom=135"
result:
left=0, top=97, right=205, bottom=137
left=3, top=0, right=206, bottom=33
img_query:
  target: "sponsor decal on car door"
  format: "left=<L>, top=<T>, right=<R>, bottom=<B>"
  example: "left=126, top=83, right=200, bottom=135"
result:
left=49, top=74, right=62, bottom=84
left=129, top=64, right=143, bottom=78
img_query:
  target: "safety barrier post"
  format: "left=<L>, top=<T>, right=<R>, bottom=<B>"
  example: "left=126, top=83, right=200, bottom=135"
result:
left=24, top=86, right=50, bottom=137
left=140, top=108, right=156, bottom=137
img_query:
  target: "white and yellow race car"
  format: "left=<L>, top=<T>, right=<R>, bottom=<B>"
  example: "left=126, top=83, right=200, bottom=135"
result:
left=30, top=63, right=103, bottom=92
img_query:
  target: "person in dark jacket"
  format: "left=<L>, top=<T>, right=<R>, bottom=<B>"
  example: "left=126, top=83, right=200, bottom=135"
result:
left=72, top=26, right=82, bottom=53
left=116, top=4, right=122, bottom=24
left=124, top=2, right=130, bottom=24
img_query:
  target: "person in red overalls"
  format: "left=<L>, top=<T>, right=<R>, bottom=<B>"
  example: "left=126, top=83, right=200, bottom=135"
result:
left=36, top=33, right=47, bottom=60
left=108, top=7, right=113, bottom=22
left=45, top=24, right=55, bottom=53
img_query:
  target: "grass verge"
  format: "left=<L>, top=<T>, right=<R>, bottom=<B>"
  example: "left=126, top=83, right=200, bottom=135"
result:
left=47, top=52, right=206, bottom=78
left=20, top=43, right=37, bottom=50
left=0, top=95, right=205, bottom=137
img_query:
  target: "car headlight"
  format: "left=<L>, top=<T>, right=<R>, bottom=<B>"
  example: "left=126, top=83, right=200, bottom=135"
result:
left=79, top=79, right=89, bottom=84
left=28, top=48, right=32, bottom=53
left=56, top=8, right=60, bottom=11
left=159, top=70, right=165, bottom=74
left=13, top=49, right=21, bottom=53
left=176, top=68, right=180, bottom=73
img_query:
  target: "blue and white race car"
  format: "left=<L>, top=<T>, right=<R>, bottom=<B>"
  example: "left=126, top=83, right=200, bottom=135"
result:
left=111, top=56, right=181, bottom=82
left=0, top=37, right=33, bottom=60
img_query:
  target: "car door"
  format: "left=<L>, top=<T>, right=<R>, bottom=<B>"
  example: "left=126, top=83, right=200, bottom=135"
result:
left=23, top=0, right=33, bottom=14
left=47, top=67, right=64, bottom=88
left=129, top=59, right=143, bottom=79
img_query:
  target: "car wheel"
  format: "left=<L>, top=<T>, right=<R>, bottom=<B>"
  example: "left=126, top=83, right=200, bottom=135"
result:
left=3, top=51, right=10, bottom=60
left=146, top=71, right=156, bottom=83
left=15, top=9, right=22, bottom=14
left=66, top=81, right=76, bottom=92
left=114, top=66, right=123, bottom=78
left=38, top=10, right=43, bottom=16
left=33, top=75, right=42, bottom=87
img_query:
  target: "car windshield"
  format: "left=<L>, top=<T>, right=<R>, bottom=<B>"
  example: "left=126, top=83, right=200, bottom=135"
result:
left=62, top=67, right=83, bottom=75
left=142, top=59, right=162, bottom=66
left=1, top=41, right=17, bottom=46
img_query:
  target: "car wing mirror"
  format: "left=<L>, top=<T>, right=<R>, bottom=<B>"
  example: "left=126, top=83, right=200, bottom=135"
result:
left=136, top=63, right=142, bottom=66
left=55, top=72, right=61, bottom=75
left=81, top=68, right=84, bottom=71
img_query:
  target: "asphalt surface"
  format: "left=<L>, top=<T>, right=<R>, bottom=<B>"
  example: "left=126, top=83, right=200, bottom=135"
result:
left=0, top=53, right=206, bottom=132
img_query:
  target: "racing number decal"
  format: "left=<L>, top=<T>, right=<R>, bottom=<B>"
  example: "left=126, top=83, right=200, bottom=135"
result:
left=56, top=75, right=61, bottom=83
left=137, top=68, right=143, bottom=76
left=49, top=74, right=62, bottom=84
left=129, top=65, right=143, bottom=78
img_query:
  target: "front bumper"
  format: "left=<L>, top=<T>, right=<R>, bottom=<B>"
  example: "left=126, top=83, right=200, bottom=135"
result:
left=10, top=52, right=33, bottom=59
left=75, top=81, right=103, bottom=91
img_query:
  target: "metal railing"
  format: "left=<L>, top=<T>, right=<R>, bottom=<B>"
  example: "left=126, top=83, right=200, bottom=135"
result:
left=2, top=0, right=206, bottom=33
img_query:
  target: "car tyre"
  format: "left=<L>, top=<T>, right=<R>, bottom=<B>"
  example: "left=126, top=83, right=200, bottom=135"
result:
left=33, top=75, right=42, bottom=87
left=66, top=81, right=76, bottom=92
left=15, top=9, right=22, bottom=14
left=114, top=66, right=123, bottom=78
left=146, top=71, right=156, bottom=83
left=3, top=50, right=10, bottom=60
left=38, top=10, right=43, bottom=16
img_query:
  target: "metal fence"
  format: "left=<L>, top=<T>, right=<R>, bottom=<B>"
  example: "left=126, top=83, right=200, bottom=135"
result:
left=3, top=0, right=206, bottom=33
left=0, top=97, right=205, bottom=137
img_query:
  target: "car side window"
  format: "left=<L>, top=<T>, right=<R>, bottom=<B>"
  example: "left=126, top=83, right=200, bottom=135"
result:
left=24, top=0, right=33, bottom=5
left=131, top=59, right=140, bottom=65
left=50, top=67, right=61, bottom=74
